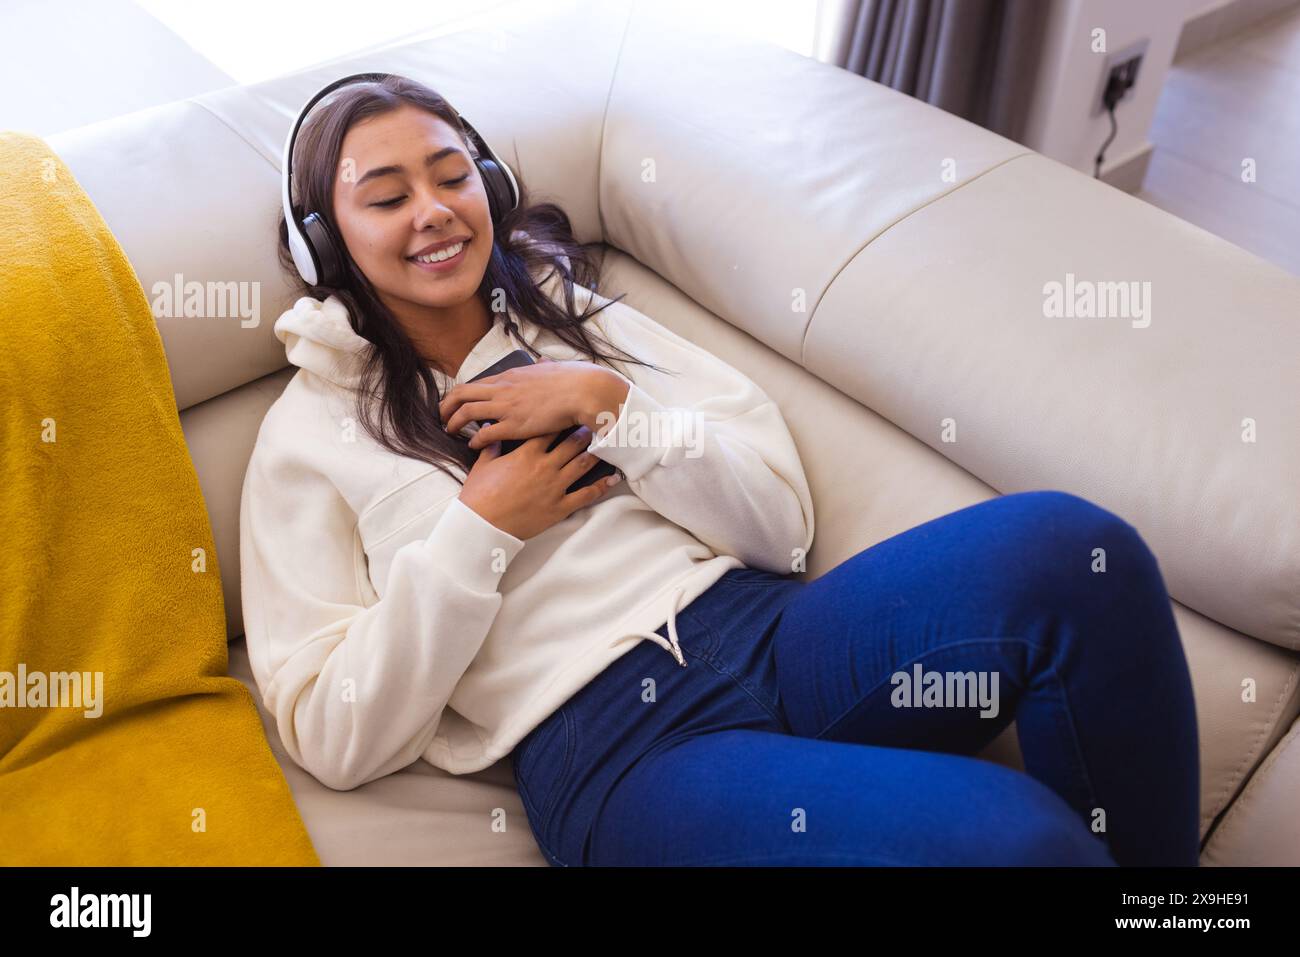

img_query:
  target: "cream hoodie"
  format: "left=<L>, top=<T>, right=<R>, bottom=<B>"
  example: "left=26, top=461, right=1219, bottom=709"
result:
left=238, top=264, right=815, bottom=790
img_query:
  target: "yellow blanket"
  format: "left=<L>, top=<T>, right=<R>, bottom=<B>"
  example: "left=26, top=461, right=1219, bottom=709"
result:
left=0, top=132, right=319, bottom=865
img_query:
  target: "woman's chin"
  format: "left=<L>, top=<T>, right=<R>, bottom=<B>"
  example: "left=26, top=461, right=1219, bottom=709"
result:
left=401, top=278, right=481, bottom=308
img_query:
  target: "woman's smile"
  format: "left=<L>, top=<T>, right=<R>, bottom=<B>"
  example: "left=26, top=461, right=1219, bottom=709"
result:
left=407, top=237, right=470, bottom=273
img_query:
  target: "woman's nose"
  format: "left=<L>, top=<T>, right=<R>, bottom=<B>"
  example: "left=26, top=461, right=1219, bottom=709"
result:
left=412, top=192, right=454, bottom=231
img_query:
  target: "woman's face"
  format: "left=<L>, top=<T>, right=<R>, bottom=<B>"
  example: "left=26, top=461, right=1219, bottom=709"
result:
left=331, top=103, right=493, bottom=317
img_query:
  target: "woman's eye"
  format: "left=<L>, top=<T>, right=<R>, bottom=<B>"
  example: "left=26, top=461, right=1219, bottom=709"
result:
left=370, top=176, right=470, bottom=208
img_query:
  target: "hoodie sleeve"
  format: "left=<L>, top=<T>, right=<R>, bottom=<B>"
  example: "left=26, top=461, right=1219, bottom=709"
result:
left=581, top=290, right=814, bottom=575
left=239, top=438, right=524, bottom=791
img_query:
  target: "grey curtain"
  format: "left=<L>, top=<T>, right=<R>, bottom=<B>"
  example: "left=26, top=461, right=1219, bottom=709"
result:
left=814, top=0, right=1049, bottom=142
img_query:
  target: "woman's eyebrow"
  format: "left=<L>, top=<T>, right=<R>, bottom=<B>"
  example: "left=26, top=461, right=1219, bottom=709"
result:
left=355, top=147, right=465, bottom=187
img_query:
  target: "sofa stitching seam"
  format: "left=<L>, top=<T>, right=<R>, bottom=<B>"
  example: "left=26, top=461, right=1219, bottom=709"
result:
left=595, top=0, right=637, bottom=243
left=1204, top=658, right=1300, bottom=846
left=188, top=98, right=284, bottom=172
left=798, top=150, right=1034, bottom=368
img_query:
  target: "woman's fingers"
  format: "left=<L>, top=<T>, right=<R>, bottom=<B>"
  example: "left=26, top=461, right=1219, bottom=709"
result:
left=524, top=429, right=564, bottom=450
left=560, top=449, right=600, bottom=482
left=445, top=399, right=498, bottom=436
left=549, top=426, right=593, bottom=461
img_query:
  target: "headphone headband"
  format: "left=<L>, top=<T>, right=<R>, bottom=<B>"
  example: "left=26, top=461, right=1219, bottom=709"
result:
left=281, top=71, right=520, bottom=287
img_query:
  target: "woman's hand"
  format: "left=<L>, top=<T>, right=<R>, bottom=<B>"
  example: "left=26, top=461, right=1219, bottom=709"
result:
left=439, top=357, right=630, bottom=450
left=459, top=427, right=622, bottom=540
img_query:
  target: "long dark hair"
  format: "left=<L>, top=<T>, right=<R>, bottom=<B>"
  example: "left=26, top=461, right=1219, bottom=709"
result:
left=276, top=74, right=666, bottom=482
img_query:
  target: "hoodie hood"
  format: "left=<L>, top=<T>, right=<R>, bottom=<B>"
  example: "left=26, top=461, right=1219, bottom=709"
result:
left=273, top=293, right=375, bottom=390
left=273, top=256, right=567, bottom=394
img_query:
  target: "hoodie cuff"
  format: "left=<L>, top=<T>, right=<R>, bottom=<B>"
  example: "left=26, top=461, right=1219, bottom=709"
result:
left=425, top=497, right=525, bottom=593
left=586, top=381, right=693, bottom=483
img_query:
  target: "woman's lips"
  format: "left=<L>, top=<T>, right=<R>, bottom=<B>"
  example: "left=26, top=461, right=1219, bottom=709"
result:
left=407, top=239, right=469, bottom=273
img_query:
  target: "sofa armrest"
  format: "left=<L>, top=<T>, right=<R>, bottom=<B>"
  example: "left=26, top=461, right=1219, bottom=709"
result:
left=806, top=153, right=1299, bottom=650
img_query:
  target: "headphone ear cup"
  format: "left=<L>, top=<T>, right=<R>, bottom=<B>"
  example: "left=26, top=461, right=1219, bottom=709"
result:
left=302, top=212, right=345, bottom=287
left=475, top=157, right=515, bottom=227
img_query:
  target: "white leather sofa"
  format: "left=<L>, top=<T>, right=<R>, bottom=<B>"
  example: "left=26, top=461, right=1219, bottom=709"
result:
left=48, top=0, right=1299, bottom=866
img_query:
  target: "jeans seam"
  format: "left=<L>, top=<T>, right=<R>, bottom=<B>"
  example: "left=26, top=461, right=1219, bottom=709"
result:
left=539, top=705, right=577, bottom=830
left=516, top=764, right=565, bottom=865
left=515, top=759, right=543, bottom=822
left=813, top=636, right=1034, bottom=741
left=1038, top=660, right=1105, bottom=834
left=515, top=710, right=576, bottom=867
left=807, top=632, right=1113, bottom=862
left=679, top=606, right=721, bottom=662
left=680, top=608, right=784, bottom=725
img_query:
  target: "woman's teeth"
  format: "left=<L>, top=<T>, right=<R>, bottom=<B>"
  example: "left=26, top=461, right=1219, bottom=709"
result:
left=411, top=241, right=466, bottom=264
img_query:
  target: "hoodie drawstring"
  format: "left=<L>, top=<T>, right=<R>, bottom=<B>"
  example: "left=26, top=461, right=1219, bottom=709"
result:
left=617, top=585, right=689, bottom=668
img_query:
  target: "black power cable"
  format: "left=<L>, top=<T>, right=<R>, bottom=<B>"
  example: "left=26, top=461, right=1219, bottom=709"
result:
left=1094, top=101, right=1119, bottom=178
left=1094, top=70, right=1134, bottom=179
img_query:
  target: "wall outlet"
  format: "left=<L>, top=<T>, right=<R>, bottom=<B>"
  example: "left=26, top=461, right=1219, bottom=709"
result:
left=1095, top=37, right=1150, bottom=114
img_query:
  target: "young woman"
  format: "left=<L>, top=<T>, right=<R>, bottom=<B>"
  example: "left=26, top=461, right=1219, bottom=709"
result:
left=241, top=74, right=1201, bottom=868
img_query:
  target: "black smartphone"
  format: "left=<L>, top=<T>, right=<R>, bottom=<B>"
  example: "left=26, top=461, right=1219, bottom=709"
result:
left=465, top=349, right=618, bottom=494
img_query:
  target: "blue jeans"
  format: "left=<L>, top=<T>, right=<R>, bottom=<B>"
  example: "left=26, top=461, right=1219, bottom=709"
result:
left=511, top=490, right=1201, bottom=866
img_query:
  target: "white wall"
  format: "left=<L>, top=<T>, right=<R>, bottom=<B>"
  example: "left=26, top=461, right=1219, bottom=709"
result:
left=1019, top=0, right=1202, bottom=178
left=1174, top=0, right=1300, bottom=59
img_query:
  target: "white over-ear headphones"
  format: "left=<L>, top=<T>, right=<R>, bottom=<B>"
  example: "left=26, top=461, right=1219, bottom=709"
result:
left=281, top=71, right=520, bottom=287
